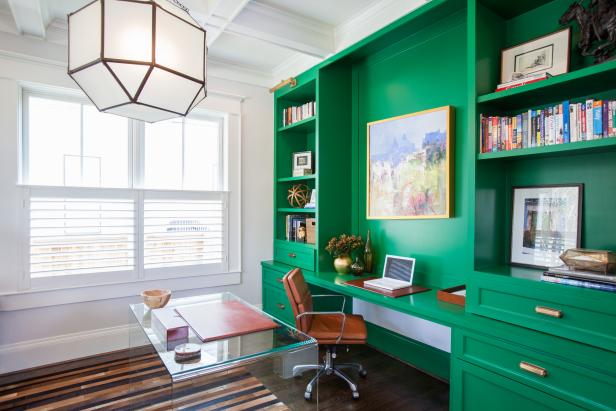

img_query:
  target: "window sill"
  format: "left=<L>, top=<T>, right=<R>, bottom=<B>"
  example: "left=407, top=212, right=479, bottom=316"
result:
left=0, top=271, right=241, bottom=311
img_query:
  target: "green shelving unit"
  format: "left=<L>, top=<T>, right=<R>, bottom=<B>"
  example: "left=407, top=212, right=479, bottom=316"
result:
left=276, top=175, right=316, bottom=183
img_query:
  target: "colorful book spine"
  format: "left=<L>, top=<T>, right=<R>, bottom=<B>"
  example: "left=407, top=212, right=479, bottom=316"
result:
left=542, top=274, right=616, bottom=292
left=593, top=100, right=603, bottom=139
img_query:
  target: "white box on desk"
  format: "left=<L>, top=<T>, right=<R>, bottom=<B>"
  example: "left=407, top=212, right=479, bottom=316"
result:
left=151, top=307, right=189, bottom=350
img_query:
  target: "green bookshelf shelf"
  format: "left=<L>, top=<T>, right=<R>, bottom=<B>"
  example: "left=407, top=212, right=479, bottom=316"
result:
left=277, top=116, right=316, bottom=133
left=277, top=207, right=316, bottom=213
left=477, top=59, right=616, bottom=110
left=275, top=239, right=316, bottom=250
left=477, top=138, right=616, bottom=161
left=277, top=175, right=316, bottom=183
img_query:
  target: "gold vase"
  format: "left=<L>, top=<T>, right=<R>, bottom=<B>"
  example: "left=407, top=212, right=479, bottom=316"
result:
left=333, top=254, right=352, bottom=274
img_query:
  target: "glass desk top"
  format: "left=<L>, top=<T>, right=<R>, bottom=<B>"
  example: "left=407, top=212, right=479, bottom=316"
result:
left=129, top=292, right=317, bottom=382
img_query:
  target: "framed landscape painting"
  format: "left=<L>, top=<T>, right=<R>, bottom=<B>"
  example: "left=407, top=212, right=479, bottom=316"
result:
left=367, top=106, right=453, bottom=220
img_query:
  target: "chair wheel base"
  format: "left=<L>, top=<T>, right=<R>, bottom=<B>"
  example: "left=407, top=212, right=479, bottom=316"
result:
left=352, top=391, right=360, bottom=400
left=304, top=391, right=312, bottom=401
left=359, top=369, right=368, bottom=378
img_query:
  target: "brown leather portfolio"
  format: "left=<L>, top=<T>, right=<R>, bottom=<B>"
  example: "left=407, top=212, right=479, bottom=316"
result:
left=344, top=277, right=430, bottom=298
left=175, top=300, right=279, bottom=342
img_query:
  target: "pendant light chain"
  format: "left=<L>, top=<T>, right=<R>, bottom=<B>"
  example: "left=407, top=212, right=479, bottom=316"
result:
left=170, top=0, right=190, bottom=13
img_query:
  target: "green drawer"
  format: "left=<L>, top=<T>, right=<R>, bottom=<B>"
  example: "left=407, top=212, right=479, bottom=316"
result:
left=468, top=273, right=616, bottom=351
left=263, top=266, right=287, bottom=289
left=274, top=241, right=315, bottom=271
left=454, top=329, right=616, bottom=410
left=451, top=359, right=582, bottom=411
left=263, top=284, right=294, bottom=325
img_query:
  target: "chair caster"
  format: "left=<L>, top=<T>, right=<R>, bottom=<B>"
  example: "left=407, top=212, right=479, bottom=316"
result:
left=304, top=391, right=312, bottom=401
left=352, top=391, right=360, bottom=400
left=359, top=369, right=368, bottom=378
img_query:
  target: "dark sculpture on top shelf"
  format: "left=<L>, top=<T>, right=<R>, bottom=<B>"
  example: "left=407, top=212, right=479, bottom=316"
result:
left=560, top=0, right=616, bottom=64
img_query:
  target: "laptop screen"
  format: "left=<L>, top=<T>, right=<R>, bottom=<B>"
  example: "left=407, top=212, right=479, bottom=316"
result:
left=383, top=256, right=415, bottom=283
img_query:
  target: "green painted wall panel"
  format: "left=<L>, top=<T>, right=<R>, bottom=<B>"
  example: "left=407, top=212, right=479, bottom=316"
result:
left=352, top=12, right=471, bottom=288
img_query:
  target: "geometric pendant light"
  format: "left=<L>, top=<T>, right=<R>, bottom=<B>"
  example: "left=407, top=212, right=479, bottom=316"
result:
left=67, top=0, right=207, bottom=123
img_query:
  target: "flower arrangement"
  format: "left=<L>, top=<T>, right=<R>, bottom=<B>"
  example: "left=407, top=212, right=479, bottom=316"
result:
left=325, top=234, right=364, bottom=257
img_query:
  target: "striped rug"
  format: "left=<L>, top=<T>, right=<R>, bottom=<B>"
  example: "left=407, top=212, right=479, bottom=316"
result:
left=0, top=352, right=289, bottom=411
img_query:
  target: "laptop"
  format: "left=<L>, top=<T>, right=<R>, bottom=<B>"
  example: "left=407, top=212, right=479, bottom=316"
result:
left=364, top=255, right=415, bottom=291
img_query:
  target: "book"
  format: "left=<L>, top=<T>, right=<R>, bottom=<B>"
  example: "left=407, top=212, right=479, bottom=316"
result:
left=563, top=101, right=570, bottom=143
left=282, top=101, right=316, bottom=127
left=586, top=99, right=594, bottom=140
left=495, top=73, right=551, bottom=91
left=542, top=274, right=616, bottom=292
left=545, top=265, right=616, bottom=283
left=593, top=100, right=603, bottom=139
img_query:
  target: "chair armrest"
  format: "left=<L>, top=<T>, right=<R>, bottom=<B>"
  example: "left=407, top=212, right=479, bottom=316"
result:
left=311, top=294, right=346, bottom=312
left=296, top=311, right=347, bottom=344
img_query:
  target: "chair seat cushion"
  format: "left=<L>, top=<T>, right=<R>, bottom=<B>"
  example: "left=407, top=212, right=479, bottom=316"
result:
left=308, top=313, right=367, bottom=344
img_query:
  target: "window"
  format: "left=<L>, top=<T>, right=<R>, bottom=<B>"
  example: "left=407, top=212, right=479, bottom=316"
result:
left=21, top=90, right=229, bottom=287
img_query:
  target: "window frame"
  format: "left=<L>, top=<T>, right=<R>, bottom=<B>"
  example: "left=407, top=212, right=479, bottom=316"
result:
left=19, top=87, right=232, bottom=291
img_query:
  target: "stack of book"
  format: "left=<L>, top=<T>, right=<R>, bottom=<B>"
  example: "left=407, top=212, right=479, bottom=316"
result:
left=495, top=73, right=551, bottom=92
left=286, top=215, right=306, bottom=243
left=542, top=265, right=616, bottom=292
left=480, top=98, right=616, bottom=153
left=282, top=101, right=316, bottom=127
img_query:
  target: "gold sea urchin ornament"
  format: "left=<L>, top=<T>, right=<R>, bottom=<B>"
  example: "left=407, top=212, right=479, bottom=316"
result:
left=287, top=184, right=309, bottom=208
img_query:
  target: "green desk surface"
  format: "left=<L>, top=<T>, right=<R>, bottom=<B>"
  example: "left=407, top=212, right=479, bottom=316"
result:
left=262, top=260, right=468, bottom=329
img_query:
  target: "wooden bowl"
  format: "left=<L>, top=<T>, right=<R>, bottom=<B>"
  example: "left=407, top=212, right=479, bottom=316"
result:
left=141, top=289, right=171, bottom=309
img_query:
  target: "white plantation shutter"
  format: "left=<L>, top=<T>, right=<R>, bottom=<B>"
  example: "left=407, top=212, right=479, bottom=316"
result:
left=143, top=192, right=227, bottom=270
left=29, top=193, right=135, bottom=278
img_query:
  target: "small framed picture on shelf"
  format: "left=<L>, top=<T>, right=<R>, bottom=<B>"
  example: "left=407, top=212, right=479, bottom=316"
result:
left=292, top=151, right=313, bottom=177
left=510, top=184, right=583, bottom=269
left=500, top=28, right=570, bottom=83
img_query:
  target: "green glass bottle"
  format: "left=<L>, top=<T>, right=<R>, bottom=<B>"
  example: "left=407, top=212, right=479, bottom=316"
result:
left=364, top=229, right=374, bottom=273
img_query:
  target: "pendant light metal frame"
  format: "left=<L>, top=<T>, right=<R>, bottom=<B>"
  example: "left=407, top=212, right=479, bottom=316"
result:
left=67, top=0, right=207, bottom=122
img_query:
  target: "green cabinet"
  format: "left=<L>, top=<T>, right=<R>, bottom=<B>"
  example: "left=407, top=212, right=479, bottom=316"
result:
left=263, top=283, right=294, bottom=326
left=273, top=240, right=315, bottom=272
left=451, top=360, right=583, bottom=411
left=453, top=328, right=616, bottom=410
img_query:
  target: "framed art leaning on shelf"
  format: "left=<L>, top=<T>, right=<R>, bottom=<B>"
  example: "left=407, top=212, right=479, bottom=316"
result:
left=510, top=184, right=583, bottom=269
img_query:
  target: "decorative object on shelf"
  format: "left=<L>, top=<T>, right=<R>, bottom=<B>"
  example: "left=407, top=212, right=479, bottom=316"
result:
left=437, top=285, right=466, bottom=307
left=141, top=289, right=171, bottom=309
left=500, top=28, right=570, bottom=83
left=67, top=0, right=207, bottom=123
left=306, top=218, right=316, bottom=244
left=367, top=106, right=453, bottom=219
left=560, top=248, right=616, bottom=274
left=364, top=229, right=374, bottom=273
left=304, top=189, right=317, bottom=209
left=292, top=151, right=313, bottom=177
left=325, top=234, right=364, bottom=274
left=542, top=264, right=616, bottom=292
left=285, top=214, right=307, bottom=242
left=351, top=256, right=365, bottom=276
left=495, top=72, right=552, bottom=92
left=287, top=184, right=309, bottom=208
left=560, top=1, right=616, bottom=64
left=510, top=184, right=583, bottom=269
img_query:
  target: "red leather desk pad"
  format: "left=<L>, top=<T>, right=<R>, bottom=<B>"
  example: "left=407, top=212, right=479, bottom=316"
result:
left=175, top=300, right=279, bottom=342
left=344, top=277, right=430, bottom=298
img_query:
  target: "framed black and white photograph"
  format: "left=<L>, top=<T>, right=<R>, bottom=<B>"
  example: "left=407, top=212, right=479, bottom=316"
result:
left=500, top=28, right=570, bottom=83
left=292, top=151, right=313, bottom=176
left=510, top=184, right=583, bottom=269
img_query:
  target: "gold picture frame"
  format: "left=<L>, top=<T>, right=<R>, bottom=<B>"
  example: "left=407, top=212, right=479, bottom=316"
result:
left=366, top=106, right=454, bottom=220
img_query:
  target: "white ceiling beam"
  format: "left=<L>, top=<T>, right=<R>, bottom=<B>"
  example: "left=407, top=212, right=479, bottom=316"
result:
left=7, top=0, right=50, bottom=39
left=205, top=2, right=334, bottom=59
left=196, top=0, right=251, bottom=47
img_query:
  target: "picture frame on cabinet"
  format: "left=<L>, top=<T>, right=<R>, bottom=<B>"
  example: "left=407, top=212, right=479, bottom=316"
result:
left=292, top=151, right=313, bottom=177
left=500, top=28, right=570, bottom=83
left=510, top=184, right=583, bottom=269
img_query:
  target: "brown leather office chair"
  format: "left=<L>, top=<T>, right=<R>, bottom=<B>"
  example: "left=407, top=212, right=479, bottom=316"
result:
left=282, top=268, right=367, bottom=400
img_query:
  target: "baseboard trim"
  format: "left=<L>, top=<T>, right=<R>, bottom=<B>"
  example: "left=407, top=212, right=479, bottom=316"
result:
left=0, top=324, right=132, bottom=374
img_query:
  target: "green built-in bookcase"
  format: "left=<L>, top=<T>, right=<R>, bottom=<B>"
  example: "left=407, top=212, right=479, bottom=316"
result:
left=266, top=0, right=616, bottom=408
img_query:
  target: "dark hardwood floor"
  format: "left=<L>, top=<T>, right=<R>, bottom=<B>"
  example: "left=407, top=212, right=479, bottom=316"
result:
left=0, top=345, right=449, bottom=410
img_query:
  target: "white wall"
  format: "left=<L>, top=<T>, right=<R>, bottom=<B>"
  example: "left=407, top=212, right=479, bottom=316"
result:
left=0, top=41, right=273, bottom=372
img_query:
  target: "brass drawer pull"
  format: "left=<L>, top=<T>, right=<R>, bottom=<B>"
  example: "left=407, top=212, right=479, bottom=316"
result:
left=519, top=361, right=548, bottom=377
left=535, top=306, right=563, bottom=318
left=276, top=303, right=285, bottom=310
left=276, top=278, right=283, bottom=283
left=288, top=252, right=297, bottom=258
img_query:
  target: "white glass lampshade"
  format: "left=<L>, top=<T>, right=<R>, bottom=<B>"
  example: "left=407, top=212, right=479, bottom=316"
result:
left=68, top=0, right=206, bottom=123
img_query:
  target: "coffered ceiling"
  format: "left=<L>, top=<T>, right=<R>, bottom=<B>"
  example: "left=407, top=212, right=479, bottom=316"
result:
left=0, top=0, right=427, bottom=87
